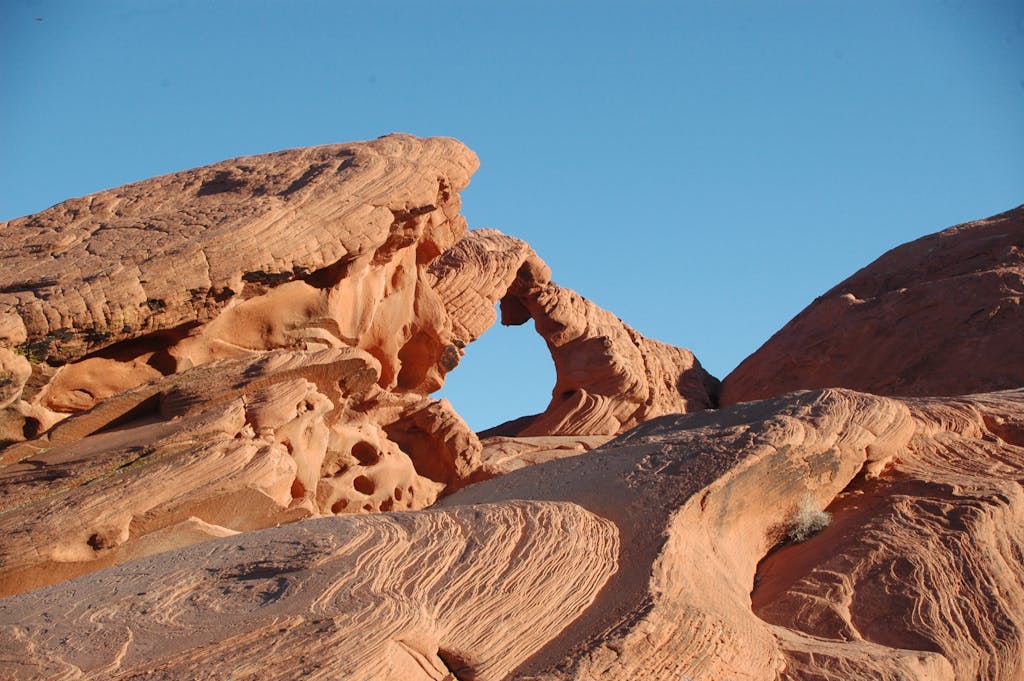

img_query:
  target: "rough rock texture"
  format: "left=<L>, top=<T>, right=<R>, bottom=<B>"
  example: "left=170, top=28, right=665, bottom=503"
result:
left=1, top=150, right=715, bottom=447
left=721, top=205, right=1024, bottom=406
left=0, top=137, right=717, bottom=593
left=437, top=229, right=719, bottom=437
left=7, top=136, right=1017, bottom=680
left=0, top=135, right=501, bottom=592
left=4, top=388, right=1022, bottom=680
left=0, top=134, right=481, bottom=441
left=0, top=348, right=472, bottom=596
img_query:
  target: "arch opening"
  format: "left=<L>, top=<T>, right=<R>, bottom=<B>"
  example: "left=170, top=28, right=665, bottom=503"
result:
left=434, top=303, right=553, bottom=434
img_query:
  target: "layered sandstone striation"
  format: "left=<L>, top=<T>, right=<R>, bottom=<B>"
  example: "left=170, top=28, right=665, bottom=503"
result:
left=0, top=135, right=495, bottom=591
left=3, top=134, right=1020, bottom=680
left=0, top=134, right=481, bottom=439
left=721, top=205, right=1024, bottom=406
left=0, top=501, right=620, bottom=681
left=0, top=136, right=716, bottom=592
left=430, top=228, right=719, bottom=438
left=4, top=388, right=1022, bottom=680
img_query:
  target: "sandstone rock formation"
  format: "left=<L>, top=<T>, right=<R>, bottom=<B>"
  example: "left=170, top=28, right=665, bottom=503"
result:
left=432, top=228, right=718, bottom=436
left=0, top=135, right=497, bottom=592
left=721, top=205, right=1024, bottom=406
left=0, top=348, right=468, bottom=596
left=0, top=136, right=717, bottom=592
left=3, top=134, right=1019, bottom=681
left=429, top=227, right=719, bottom=471
left=0, top=134, right=480, bottom=441
left=3, top=388, right=1022, bottom=680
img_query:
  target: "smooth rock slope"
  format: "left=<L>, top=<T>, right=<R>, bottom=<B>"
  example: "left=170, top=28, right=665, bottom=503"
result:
left=721, top=205, right=1024, bottom=406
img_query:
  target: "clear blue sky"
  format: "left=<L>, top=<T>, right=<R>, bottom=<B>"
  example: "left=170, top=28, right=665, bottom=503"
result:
left=2, top=1, right=1022, bottom=431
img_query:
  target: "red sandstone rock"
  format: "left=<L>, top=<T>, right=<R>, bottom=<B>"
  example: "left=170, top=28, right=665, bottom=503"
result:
left=721, top=205, right=1024, bottom=406
left=3, top=388, right=1022, bottom=680
left=11, top=136, right=1017, bottom=681
left=0, top=136, right=489, bottom=591
left=434, top=229, right=720, bottom=437
left=0, top=136, right=718, bottom=594
left=0, top=135, right=481, bottom=437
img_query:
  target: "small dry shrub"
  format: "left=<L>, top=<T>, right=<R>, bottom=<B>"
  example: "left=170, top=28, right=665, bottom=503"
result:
left=787, top=496, right=831, bottom=543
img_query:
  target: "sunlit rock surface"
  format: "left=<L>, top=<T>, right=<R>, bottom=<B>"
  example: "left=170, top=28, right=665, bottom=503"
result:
left=444, top=229, right=719, bottom=438
left=2, top=136, right=1020, bottom=680
left=3, top=388, right=1022, bottom=680
left=0, top=136, right=715, bottom=594
left=721, top=205, right=1024, bottom=406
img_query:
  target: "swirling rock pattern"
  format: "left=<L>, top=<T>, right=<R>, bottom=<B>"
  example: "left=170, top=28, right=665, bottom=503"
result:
left=3, top=388, right=1022, bottom=679
left=3, top=136, right=1018, bottom=680
left=451, top=388, right=1024, bottom=680
left=721, top=205, right=1024, bottom=406
left=0, top=501, right=619, bottom=681
left=0, top=136, right=716, bottom=597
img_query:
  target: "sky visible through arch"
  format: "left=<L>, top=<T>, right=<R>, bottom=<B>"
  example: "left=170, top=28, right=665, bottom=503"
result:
left=2, top=0, right=1022, bottom=431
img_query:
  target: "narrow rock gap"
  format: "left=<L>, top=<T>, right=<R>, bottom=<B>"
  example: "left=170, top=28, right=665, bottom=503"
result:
left=436, top=648, right=475, bottom=681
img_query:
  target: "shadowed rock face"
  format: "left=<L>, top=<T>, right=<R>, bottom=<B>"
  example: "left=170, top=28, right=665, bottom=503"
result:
left=0, top=136, right=716, bottom=593
left=3, top=388, right=1022, bottom=680
left=721, top=205, right=1024, bottom=406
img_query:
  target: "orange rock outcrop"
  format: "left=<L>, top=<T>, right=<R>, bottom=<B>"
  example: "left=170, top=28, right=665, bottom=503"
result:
left=1, top=134, right=479, bottom=435
left=2, top=135, right=1021, bottom=681
left=3, top=388, right=1022, bottom=680
left=0, top=136, right=716, bottom=593
left=721, top=205, right=1024, bottom=406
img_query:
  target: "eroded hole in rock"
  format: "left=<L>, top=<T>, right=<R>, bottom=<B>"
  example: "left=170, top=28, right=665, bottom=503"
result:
left=435, top=303, right=554, bottom=433
left=87, top=532, right=115, bottom=551
left=22, top=417, right=42, bottom=440
left=352, top=475, right=375, bottom=495
left=351, top=441, right=379, bottom=465
left=331, top=499, right=348, bottom=514
left=290, top=479, right=306, bottom=499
